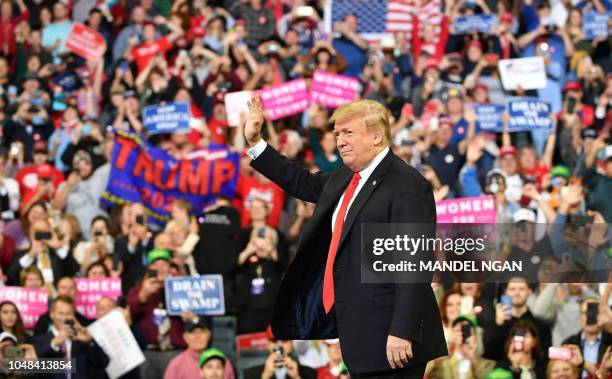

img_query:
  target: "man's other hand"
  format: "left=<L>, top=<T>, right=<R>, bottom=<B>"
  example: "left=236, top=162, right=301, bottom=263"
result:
left=245, top=94, right=265, bottom=147
left=386, top=335, right=413, bottom=369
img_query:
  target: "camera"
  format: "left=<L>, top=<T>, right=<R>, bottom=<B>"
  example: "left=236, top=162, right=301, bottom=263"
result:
left=2, top=346, right=25, bottom=359
left=544, top=24, right=557, bottom=33
left=34, top=231, right=52, bottom=241
left=135, top=214, right=145, bottom=225
left=217, top=81, right=231, bottom=93
left=147, top=269, right=158, bottom=279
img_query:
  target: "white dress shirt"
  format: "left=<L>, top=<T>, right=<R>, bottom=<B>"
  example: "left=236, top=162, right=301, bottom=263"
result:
left=247, top=140, right=390, bottom=231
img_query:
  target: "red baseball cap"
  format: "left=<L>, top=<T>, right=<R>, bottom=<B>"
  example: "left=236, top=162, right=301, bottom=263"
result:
left=563, top=80, right=581, bottom=93
left=37, top=163, right=54, bottom=179
left=466, top=40, right=483, bottom=50
left=475, top=82, right=489, bottom=91
left=500, top=12, right=513, bottom=24
left=423, top=58, right=440, bottom=71
left=500, top=145, right=517, bottom=157
left=439, top=116, right=453, bottom=127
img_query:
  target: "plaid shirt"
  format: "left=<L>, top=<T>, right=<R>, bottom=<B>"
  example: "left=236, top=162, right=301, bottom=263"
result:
left=233, top=4, right=275, bottom=48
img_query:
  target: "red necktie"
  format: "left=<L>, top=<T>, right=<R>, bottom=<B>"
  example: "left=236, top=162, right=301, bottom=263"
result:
left=323, top=172, right=361, bottom=313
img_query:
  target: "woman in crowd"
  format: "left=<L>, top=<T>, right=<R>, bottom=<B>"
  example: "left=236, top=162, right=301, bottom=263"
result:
left=496, top=320, right=548, bottom=378
left=19, top=266, right=44, bottom=289
left=0, top=301, right=28, bottom=343
left=73, top=216, right=114, bottom=274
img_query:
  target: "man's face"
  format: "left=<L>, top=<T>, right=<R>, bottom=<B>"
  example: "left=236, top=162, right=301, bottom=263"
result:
left=345, top=15, right=358, bottom=32
left=184, top=327, right=211, bottom=353
left=132, top=6, right=145, bottom=24
left=200, top=359, right=224, bottom=379
left=334, top=117, right=382, bottom=172
left=549, top=359, right=575, bottom=379
left=57, top=278, right=76, bottom=300
left=447, top=98, right=463, bottom=114
left=500, top=155, right=517, bottom=175
left=506, top=281, right=531, bottom=308
left=143, top=24, right=156, bottom=41
left=50, top=301, right=74, bottom=329
left=149, top=259, right=171, bottom=281
left=96, top=298, right=116, bottom=318
left=53, top=3, right=67, bottom=20
left=436, top=124, right=453, bottom=146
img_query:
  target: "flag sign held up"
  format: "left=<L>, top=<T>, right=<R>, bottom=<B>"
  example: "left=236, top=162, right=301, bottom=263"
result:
left=143, top=102, right=191, bottom=135
left=164, top=275, right=225, bottom=316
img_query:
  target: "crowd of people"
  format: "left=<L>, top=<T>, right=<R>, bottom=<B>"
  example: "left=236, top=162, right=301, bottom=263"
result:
left=0, top=0, right=610, bottom=377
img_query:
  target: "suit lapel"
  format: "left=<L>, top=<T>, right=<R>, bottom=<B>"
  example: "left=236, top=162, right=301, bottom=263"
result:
left=307, top=167, right=352, bottom=230
left=338, top=150, right=395, bottom=249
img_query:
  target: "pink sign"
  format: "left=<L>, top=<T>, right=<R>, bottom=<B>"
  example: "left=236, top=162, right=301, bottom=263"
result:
left=66, top=22, right=105, bottom=62
left=75, top=278, right=122, bottom=319
left=436, top=195, right=496, bottom=224
left=0, top=286, right=48, bottom=329
left=310, top=70, right=360, bottom=108
left=259, top=79, right=310, bottom=120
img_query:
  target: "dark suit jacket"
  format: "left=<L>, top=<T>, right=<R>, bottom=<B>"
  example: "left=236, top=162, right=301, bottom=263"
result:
left=251, top=145, right=447, bottom=373
left=114, top=234, right=155, bottom=294
left=562, top=330, right=612, bottom=374
left=8, top=248, right=79, bottom=286
left=32, top=332, right=109, bottom=379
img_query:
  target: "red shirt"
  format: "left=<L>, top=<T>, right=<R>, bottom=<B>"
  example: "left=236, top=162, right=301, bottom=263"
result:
left=234, top=174, right=285, bottom=228
left=15, top=164, right=64, bottom=208
left=132, top=36, right=172, bottom=72
left=522, top=164, right=550, bottom=190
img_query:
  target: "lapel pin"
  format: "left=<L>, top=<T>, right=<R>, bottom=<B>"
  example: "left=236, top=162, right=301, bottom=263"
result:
left=372, top=180, right=377, bottom=186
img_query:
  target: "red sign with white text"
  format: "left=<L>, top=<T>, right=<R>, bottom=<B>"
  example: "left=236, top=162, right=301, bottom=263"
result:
left=66, top=23, right=105, bottom=62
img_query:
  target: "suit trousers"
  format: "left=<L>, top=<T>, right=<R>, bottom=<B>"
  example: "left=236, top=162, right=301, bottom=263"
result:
left=349, top=363, right=426, bottom=379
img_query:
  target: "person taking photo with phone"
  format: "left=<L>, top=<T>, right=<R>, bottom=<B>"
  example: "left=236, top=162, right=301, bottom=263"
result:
left=495, top=320, right=548, bottom=379
left=561, top=299, right=612, bottom=378
left=234, top=198, right=286, bottom=334
left=428, top=315, right=495, bottom=379
left=32, top=295, right=108, bottom=379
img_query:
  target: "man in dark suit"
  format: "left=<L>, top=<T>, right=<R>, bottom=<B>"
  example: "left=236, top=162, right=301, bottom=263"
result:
left=114, top=202, right=156, bottom=294
left=562, top=298, right=612, bottom=378
left=32, top=295, right=109, bottom=379
left=34, top=277, right=91, bottom=336
left=243, top=95, right=447, bottom=378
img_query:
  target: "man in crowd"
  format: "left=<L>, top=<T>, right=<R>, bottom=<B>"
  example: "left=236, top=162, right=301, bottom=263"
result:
left=32, top=296, right=109, bottom=379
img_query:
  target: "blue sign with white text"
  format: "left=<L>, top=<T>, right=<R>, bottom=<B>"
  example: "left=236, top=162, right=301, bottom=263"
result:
left=507, top=98, right=552, bottom=132
left=474, top=104, right=505, bottom=132
left=143, top=102, right=191, bottom=135
left=453, top=14, right=497, bottom=34
left=583, top=11, right=609, bottom=39
left=164, top=275, right=225, bottom=316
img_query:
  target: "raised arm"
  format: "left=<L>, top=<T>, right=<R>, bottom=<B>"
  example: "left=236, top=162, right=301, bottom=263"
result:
left=244, top=94, right=331, bottom=202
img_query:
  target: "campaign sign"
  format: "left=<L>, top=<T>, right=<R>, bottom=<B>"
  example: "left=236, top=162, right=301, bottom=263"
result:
left=143, top=102, right=191, bottom=135
left=436, top=195, right=496, bottom=224
left=75, top=278, right=122, bottom=319
left=164, top=275, right=225, bottom=316
left=102, top=131, right=239, bottom=225
left=474, top=104, right=505, bottom=132
left=0, top=286, right=48, bottom=329
left=224, top=91, right=254, bottom=127
left=453, top=14, right=497, bottom=34
left=66, top=22, right=106, bottom=62
left=498, top=57, right=547, bottom=90
left=88, top=309, right=146, bottom=379
left=259, top=79, right=310, bottom=120
left=583, top=11, right=609, bottom=39
left=311, top=70, right=360, bottom=108
left=507, top=98, right=552, bottom=132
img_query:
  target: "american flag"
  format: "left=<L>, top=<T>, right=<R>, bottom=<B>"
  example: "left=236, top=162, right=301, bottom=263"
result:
left=324, top=0, right=443, bottom=43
